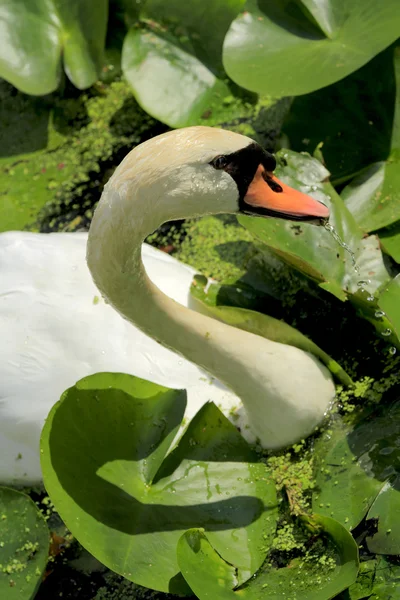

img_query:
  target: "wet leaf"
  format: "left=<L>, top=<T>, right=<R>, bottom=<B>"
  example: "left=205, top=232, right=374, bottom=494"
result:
left=366, top=475, right=400, bottom=555
left=122, top=26, right=231, bottom=127
left=178, top=514, right=359, bottom=599
left=0, top=0, right=107, bottom=94
left=341, top=154, right=400, bottom=233
left=347, top=556, right=400, bottom=599
left=283, top=47, right=396, bottom=185
left=345, top=559, right=378, bottom=599
left=377, top=274, right=400, bottom=342
left=40, top=373, right=278, bottom=594
left=0, top=487, right=49, bottom=599
left=312, top=401, right=400, bottom=531
left=341, top=47, right=400, bottom=232
left=369, top=556, right=400, bottom=598
left=379, top=222, right=400, bottom=263
left=191, top=275, right=352, bottom=386
left=223, top=0, right=400, bottom=97
left=143, top=0, right=245, bottom=73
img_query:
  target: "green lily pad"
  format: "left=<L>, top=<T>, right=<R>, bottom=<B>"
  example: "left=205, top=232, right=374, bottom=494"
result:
left=312, top=400, right=400, bottom=531
left=341, top=154, right=400, bottom=233
left=346, top=559, right=378, bottom=600
left=223, top=0, right=400, bottom=96
left=41, top=372, right=278, bottom=594
left=369, top=556, right=400, bottom=599
left=347, top=556, right=400, bottom=599
left=341, top=47, right=400, bottom=232
left=0, top=0, right=107, bottom=95
left=191, top=274, right=352, bottom=386
left=122, top=26, right=231, bottom=127
left=0, top=487, right=50, bottom=599
left=379, top=221, right=400, bottom=263
left=142, top=0, right=245, bottom=73
left=177, top=514, right=359, bottom=599
left=238, top=150, right=391, bottom=301
left=283, top=46, right=396, bottom=185
left=379, top=274, right=400, bottom=342
left=344, top=556, right=400, bottom=600
left=366, top=476, right=400, bottom=555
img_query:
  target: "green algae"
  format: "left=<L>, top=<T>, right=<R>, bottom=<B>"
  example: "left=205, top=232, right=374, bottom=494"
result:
left=175, top=215, right=258, bottom=281
left=0, top=487, right=49, bottom=598
left=0, top=78, right=161, bottom=233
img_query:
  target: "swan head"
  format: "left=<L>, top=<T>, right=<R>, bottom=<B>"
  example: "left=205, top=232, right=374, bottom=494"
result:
left=103, top=126, right=329, bottom=228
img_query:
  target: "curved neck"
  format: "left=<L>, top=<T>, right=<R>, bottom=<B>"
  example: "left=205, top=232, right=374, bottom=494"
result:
left=87, top=181, right=252, bottom=389
left=87, top=160, right=333, bottom=449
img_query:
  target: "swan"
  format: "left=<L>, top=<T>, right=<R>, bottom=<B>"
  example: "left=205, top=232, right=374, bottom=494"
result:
left=0, top=126, right=334, bottom=486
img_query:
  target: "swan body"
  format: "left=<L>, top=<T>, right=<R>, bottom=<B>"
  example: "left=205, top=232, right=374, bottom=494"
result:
left=0, top=232, right=240, bottom=484
left=1, top=126, right=335, bottom=485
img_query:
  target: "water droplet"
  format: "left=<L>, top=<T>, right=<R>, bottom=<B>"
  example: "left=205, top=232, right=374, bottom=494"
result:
left=71, top=265, right=77, bottom=271
left=311, top=185, right=318, bottom=191
left=178, top=360, right=183, bottom=365
left=381, top=328, right=392, bottom=337
left=324, top=222, right=359, bottom=272
left=367, top=295, right=374, bottom=302
left=357, top=280, right=370, bottom=287
left=101, top=350, right=106, bottom=354
left=389, top=347, right=397, bottom=355
left=375, top=310, right=385, bottom=318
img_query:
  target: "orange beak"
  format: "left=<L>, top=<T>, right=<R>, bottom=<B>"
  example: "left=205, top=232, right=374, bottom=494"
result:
left=243, top=165, right=330, bottom=224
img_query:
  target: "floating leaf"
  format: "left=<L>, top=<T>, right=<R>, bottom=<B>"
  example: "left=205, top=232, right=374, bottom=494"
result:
left=312, top=401, right=400, bottom=531
left=366, top=475, right=400, bottom=555
left=378, top=274, right=400, bottom=342
left=143, top=0, right=245, bottom=73
left=122, top=26, right=231, bottom=127
left=379, top=222, right=400, bottom=263
left=191, top=274, right=352, bottom=386
left=0, top=487, right=49, bottom=599
left=341, top=46, right=400, bottom=232
left=223, top=0, right=400, bottom=96
left=283, top=46, right=396, bottom=185
left=178, top=515, right=359, bottom=599
left=347, top=556, right=400, bottom=599
left=0, top=0, right=108, bottom=94
left=341, top=155, right=400, bottom=233
left=41, top=372, right=278, bottom=594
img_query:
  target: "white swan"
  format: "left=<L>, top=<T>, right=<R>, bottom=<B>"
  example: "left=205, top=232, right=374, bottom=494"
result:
left=0, top=126, right=334, bottom=486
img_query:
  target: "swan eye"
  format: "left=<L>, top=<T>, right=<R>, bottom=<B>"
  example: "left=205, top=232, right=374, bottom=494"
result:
left=211, top=155, right=228, bottom=170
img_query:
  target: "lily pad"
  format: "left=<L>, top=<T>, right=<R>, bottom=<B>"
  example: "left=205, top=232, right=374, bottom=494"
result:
left=341, top=154, right=400, bottom=233
left=379, top=222, right=400, bottom=263
left=142, top=0, right=245, bottom=73
left=0, top=0, right=108, bottom=95
left=223, top=0, right=400, bottom=96
left=0, top=487, right=49, bottom=599
left=366, top=476, right=400, bottom=555
left=41, top=372, right=278, bottom=594
left=341, top=46, right=400, bottom=232
left=283, top=46, right=396, bottom=185
left=347, top=556, right=400, bottom=599
left=378, top=274, right=400, bottom=342
left=122, top=26, right=231, bottom=127
left=312, top=400, right=400, bottom=532
left=177, top=514, right=359, bottom=599
left=191, top=274, right=352, bottom=386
